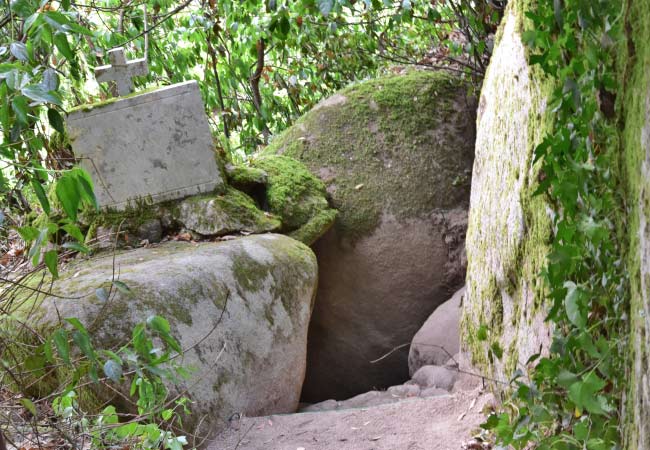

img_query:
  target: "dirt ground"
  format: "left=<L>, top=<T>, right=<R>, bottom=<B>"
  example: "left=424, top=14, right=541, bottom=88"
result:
left=208, top=384, right=493, bottom=450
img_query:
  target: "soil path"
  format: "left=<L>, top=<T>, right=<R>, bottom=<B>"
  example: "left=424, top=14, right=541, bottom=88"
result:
left=208, top=384, right=492, bottom=450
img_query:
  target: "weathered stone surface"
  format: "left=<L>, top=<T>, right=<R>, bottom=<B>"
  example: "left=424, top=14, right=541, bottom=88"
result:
left=264, top=71, right=476, bottom=400
left=94, top=47, right=148, bottom=96
left=411, top=365, right=458, bottom=391
left=176, top=188, right=281, bottom=236
left=461, top=3, right=552, bottom=389
left=298, top=360, right=469, bottom=413
left=622, top=1, right=650, bottom=446
left=408, top=287, right=463, bottom=376
left=31, top=234, right=317, bottom=437
left=67, top=81, right=225, bottom=209
left=135, top=218, right=163, bottom=243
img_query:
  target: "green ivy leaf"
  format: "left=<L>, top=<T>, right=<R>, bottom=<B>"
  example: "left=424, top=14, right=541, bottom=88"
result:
left=17, top=226, right=39, bottom=241
left=132, top=323, right=149, bottom=357
left=53, top=33, right=74, bottom=60
left=564, top=281, right=586, bottom=329
left=9, top=42, right=29, bottom=61
left=72, top=168, right=98, bottom=210
left=47, top=108, right=65, bottom=133
left=569, top=373, right=607, bottom=416
left=44, top=249, right=58, bottom=278
left=10, top=0, right=33, bottom=17
left=318, top=0, right=334, bottom=16
left=22, top=85, right=62, bottom=105
left=28, top=226, right=48, bottom=266
left=112, top=280, right=131, bottom=294
left=72, top=329, right=96, bottom=362
left=65, top=317, right=89, bottom=334
left=103, top=359, right=123, bottom=383
left=62, top=241, right=90, bottom=253
left=11, top=95, right=30, bottom=124
left=31, top=179, right=50, bottom=215
left=61, top=223, right=84, bottom=243
left=101, top=405, right=119, bottom=425
left=55, top=172, right=81, bottom=221
left=52, top=328, right=71, bottom=364
left=19, top=398, right=38, bottom=417
left=147, top=315, right=171, bottom=334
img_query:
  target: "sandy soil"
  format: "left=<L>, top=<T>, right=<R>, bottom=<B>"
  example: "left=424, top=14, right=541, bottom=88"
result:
left=208, top=385, right=493, bottom=450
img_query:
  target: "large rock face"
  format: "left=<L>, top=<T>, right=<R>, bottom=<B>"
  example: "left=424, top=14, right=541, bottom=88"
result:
left=31, top=234, right=317, bottom=437
left=460, top=3, right=553, bottom=388
left=622, top=0, right=650, bottom=446
left=447, top=0, right=650, bottom=444
left=265, top=70, right=476, bottom=400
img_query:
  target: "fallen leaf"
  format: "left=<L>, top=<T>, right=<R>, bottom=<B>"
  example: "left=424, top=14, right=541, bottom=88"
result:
left=177, top=232, right=192, bottom=241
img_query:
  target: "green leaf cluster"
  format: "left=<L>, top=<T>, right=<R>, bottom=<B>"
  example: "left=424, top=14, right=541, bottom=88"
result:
left=19, top=307, right=191, bottom=449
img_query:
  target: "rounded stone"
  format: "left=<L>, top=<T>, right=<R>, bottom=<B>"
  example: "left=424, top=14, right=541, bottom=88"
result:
left=264, top=70, right=476, bottom=400
left=21, top=234, right=318, bottom=439
left=408, top=287, right=464, bottom=377
left=411, top=365, right=458, bottom=391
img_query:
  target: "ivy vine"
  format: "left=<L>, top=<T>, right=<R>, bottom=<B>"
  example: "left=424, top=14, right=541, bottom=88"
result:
left=483, top=1, right=628, bottom=449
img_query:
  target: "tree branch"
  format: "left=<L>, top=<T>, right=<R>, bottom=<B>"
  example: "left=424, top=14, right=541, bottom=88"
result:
left=249, top=38, right=270, bottom=144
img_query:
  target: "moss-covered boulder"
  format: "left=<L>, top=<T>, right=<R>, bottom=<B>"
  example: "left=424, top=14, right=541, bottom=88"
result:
left=248, top=155, right=337, bottom=245
left=225, top=163, right=268, bottom=190
left=460, top=2, right=553, bottom=391
left=175, top=187, right=281, bottom=236
left=27, top=234, right=317, bottom=439
left=264, top=70, right=476, bottom=400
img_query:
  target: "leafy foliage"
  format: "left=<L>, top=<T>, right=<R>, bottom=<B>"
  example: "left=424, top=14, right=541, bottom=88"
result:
left=0, top=276, right=192, bottom=448
left=0, top=0, right=501, bottom=274
left=481, top=1, right=628, bottom=448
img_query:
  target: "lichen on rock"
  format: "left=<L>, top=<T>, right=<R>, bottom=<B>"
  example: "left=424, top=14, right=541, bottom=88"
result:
left=461, top=0, right=554, bottom=391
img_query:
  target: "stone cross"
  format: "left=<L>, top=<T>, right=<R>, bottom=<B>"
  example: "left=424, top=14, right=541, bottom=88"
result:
left=95, top=47, right=148, bottom=96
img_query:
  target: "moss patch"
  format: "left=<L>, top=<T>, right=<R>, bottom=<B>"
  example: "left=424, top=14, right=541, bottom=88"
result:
left=250, top=155, right=337, bottom=245
left=226, top=164, right=268, bottom=189
left=67, top=86, right=161, bottom=113
left=620, top=0, right=650, bottom=445
left=460, top=1, right=554, bottom=389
